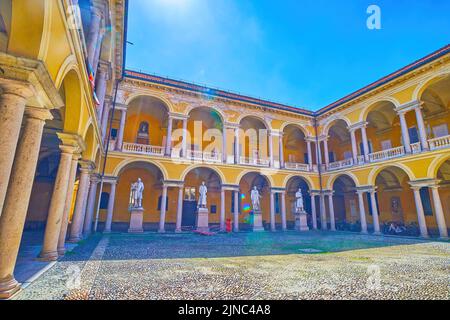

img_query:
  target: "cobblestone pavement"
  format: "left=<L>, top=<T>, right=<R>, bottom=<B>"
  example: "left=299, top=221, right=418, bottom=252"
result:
left=15, top=231, right=450, bottom=300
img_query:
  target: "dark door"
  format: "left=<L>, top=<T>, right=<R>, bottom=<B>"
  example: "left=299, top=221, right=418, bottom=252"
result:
left=182, top=201, right=197, bottom=228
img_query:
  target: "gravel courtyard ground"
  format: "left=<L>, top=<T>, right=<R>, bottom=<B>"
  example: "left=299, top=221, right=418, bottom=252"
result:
left=15, top=231, right=450, bottom=300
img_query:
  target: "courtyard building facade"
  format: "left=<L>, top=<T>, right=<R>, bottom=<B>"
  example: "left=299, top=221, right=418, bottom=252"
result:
left=0, top=0, right=449, bottom=299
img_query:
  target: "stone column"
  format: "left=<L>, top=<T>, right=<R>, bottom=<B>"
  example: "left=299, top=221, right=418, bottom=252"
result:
left=429, top=184, right=448, bottom=239
left=270, top=191, right=276, bottom=232
left=95, top=65, right=108, bottom=118
left=323, top=138, right=330, bottom=166
left=0, top=108, right=51, bottom=298
left=398, top=112, right=412, bottom=153
left=414, top=105, right=429, bottom=150
left=306, top=140, right=313, bottom=170
left=370, top=189, right=381, bottom=235
left=320, top=192, right=327, bottom=230
left=357, top=190, right=368, bottom=234
left=0, top=86, right=30, bottom=216
left=104, top=180, right=117, bottom=233
left=234, top=128, right=240, bottom=164
left=101, top=102, right=110, bottom=142
left=361, top=125, right=370, bottom=162
left=116, top=109, right=127, bottom=150
left=279, top=134, right=285, bottom=168
left=316, top=141, right=323, bottom=165
left=410, top=186, right=429, bottom=238
left=233, top=190, right=239, bottom=232
left=350, top=129, right=358, bottom=163
left=327, top=192, right=336, bottom=231
left=158, top=184, right=168, bottom=233
left=310, top=193, right=318, bottom=230
left=83, top=174, right=99, bottom=236
left=181, top=118, right=188, bottom=158
left=268, top=132, right=274, bottom=168
left=165, top=117, right=173, bottom=156
left=57, top=154, right=80, bottom=256
left=220, top=188, right=226, bottom=232
left=87, top=8, right=103, bottom=67
left=92, top=33, right=105, bottom=76
left=281, top=192, right=287, bottom=231
left=175, top=186, right=184, bottom=232
left=68, top=161, right=93, bottom=242
left=222, top=127, right=227, bottom=163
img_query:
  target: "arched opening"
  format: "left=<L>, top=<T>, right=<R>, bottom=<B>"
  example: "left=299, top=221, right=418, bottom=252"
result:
left=285, top=177, right=312, bottom=229
left=238, top=172, right=271, bottom=230
left=332, top=175, right=359, bottom=231
left=182, top=167, right=222, bottom=230
left=282, top=125, right=311, bottom=170
left=326, top=119, right=352, bottom=167
left=374, top=166, right=420, bottom=236
left=239, top=116, right=269, bottom=166
left=435, top=158, right=450, bottom=233
left=121, top=96, right=170, bottom=155
left=186, top=107, right=223, bottom=162
left=107, top=161, right=165, bottom=232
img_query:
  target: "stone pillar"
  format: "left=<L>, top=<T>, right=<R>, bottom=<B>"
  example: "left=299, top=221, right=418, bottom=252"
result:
left=316, top=141, right=323, bottom=165
left=175, top=186, right=184, bottom=233
left=181, top=118, right=188, bottom=158
left=234, top=128, right=240, bottom=164
left=320, top=192, right=327, bottom=230
left=270, top=191, right=276, bottom=231
left=104, top=180, right=117, bottom=233
left=0, top=108, right=51, bottom=298
left=220, top=188, right=226, bottom=232
left=68, top=162, right=93, bottom=242
left=414, top=105, right=429, bottom=150
left=310, top=193, right=318, bottom=230
left=268, top=132, right=274, bottom=168
left=350, top=129, right=358, bottom=163
left=95, top=65, right=108, bottom=118
left=279, top=134, right=285, bottom=168
left=357, top=190, right=368, bottom=234
left=158, top=184, right=168, bottom=233
left=398, top=112, right=412, bottom=153
left=429, top=184, right=448, bottom=239
left=370, top=189, right=381, bottom=235
left=87, top=8, right=103, bottom=67
left=327, top=192, right=336, bottom=231
left=306, top=140, right=313, bottom=170
left=101, top=102, right=110, bottom=142
left=0, top=87, right=30, bottom=216
left=281, top=192, right=287, bottom=231
left=361, top=125, right=370, bottom=162
left=222, top=127, right=227, bottom=163
left=83, top=174, right=99, bottom=236
left=165, top=117, right=173, bottom=156
left=410, top=186, right=429, bottom=238
left=233, top=190, right=239, bottom=232
left=92, top=33, right=105, bottom=76
left=57, top=154, right=80, bottom=256
left=323, top=138, right=330, bottom=166
left=116, top=109, right=127, bottom=150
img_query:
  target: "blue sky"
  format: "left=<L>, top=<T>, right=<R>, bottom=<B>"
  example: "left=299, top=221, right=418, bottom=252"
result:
left=125, top=0, right=450, bottom=111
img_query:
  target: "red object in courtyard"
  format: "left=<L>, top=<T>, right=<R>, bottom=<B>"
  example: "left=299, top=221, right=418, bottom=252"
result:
left=226, top=219, right=232, bottom=233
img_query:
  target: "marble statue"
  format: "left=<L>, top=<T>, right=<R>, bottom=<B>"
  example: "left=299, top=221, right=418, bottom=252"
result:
left=250, top=186, right=262, bottom=211
left=130, top=178, right=144, bottom=208
left=198, top=181, right=208, bottom=208
left=295, top=188, right=305, bottom=213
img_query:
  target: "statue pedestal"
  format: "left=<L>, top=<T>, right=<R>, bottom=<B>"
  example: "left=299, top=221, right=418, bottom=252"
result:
left=295, top=209, right=309, bottom=232
left=251, top=210, right=265, bottom=232
left=196, top=207, right=209, bottom=232
left=128, top=207, right=144, bottom=233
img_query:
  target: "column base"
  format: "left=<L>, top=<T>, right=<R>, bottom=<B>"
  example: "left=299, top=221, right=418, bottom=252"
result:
left=439, top=236, right=449, bottom=241
left=175, top=229, right=182, bottom=233
left=57, top=247, right=66, bottom=256
left=103, top=230, right=111, bottom=234
left=419, top=234, right=430, bottom=239
left=158, top=229, right=166, bottom=234
left=0, top=276, right=21, bottom=300
left=37, top=250, right=59, bottom=262
left=67, top=236, right=83, bottom=243
left=373, top=231, right=382, bottom=236
left=361, top=230, right=369, bottom=235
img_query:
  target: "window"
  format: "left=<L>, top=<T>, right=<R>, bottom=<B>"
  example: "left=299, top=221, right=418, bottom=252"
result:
left=157, top=195, right=169, bottom=211
left=409, top=127, right=419, bottom=144
left=100, top=192, right=109, bottom=209
left=343, top=151, right=352, bottom=160
left=210, top=205, right=217, bottom=214
left=231, top=193, right=242, bottom=214
left=184, top=187, right=196, bottom=201
left=359, top=141, right=373, bottom=154
left=110, top=128, right=118, bottom=139
left=432, top=124, right=448, bottom=138
left=328, top=152, right=335, bottom=163
left=304, top=153, right=309, bottom=164
left=366, top=193, right=379, bottom=216
left=381, top=140, right=392, bottom=150
left=275, top=193, right=280, bottom=214
left=419, top=187, right=433, bottom=216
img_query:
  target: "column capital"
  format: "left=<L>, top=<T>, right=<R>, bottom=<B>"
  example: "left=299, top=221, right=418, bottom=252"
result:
left=395, top=99, right=422, bottom=114
left=102, top=175, right=118, bottom=185
left=409, top=179, right=441, bottom=189
left=270, top=187, right=286, bottom=194
left=323, top=190, right=335, bottom=196
left=90, top=174, right=101, bottom=183
left=269, top=130, right=282, bottom=137
left=56, top=132, right=86, bottom=153
left=357, top=185, right=377, bottom=193
left=305, top=136, right=317, bottom=143
left=309, top=190, right=321, bottom=196
left=224, top=122, right=239, bottom=129
left=348, top=121, right=368, bottom=132
left=163, top=180, right=184, bottom=188
left=97, top=60, right=112, bottom=80
left=79, top=160, right=96, bottom=173
left=221, top=184, right=240, bottom=192
left=168, top=112, right=188, bottom=120
left=24, top=107, right=53, bottom=121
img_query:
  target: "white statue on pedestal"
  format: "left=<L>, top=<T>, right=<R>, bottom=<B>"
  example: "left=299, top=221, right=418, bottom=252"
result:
left=130, top=178, right=144, bottom=208
left=251, top=186, right=262, bottom=211
left=295, top=188, right=305, bottom=213
left=198, top=181, right=208, bottom=208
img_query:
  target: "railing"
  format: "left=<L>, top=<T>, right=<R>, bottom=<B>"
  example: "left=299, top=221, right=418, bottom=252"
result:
left=410, top=142, right=422, bottom=154
left=186, top=150, right=222, bottom=163
left=429, top=135, right=450, bottom=150
left=327, top=158, right=354, bottom=171
left=368, top=146, right=405, bottom=162
left=284, top=162, right=310, bottom=172
left=122, top=142, right=165, bottom=156
left=240, top=156, right=270, bottom=167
